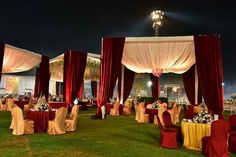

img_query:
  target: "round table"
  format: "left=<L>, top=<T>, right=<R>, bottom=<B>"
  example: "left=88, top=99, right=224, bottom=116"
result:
left=181, top=121, right=211, bottom=151
left=27, top=111, right=55, bottom=133
left=49, top=102, right=68, bottom=109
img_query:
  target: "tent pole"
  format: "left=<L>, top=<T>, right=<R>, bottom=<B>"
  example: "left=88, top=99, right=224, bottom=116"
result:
left=195, top=65, right=198, bottom=105
left=120, top=65, right=124, bottom=104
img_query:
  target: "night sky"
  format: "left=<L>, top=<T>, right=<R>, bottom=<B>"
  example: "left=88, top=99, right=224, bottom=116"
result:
left=0, top=0, right=236, bottom=94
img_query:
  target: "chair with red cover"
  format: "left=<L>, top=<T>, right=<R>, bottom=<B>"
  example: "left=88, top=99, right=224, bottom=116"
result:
left=184, top=105, right=195, bottom=119
left=156, top=115, right=178, bottom=149
left=162, top=111, right=182, bottom=142
left=202, top=119, right=230, bottom=157
left=228, top=115, right=236, bottom=153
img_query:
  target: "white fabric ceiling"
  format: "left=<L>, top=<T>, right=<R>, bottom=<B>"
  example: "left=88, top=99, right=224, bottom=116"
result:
left=121, top=36, right=195, bottom=74
left=50, top=52, right=101, bottom=63
left=2, top=44, right=42, bottom=73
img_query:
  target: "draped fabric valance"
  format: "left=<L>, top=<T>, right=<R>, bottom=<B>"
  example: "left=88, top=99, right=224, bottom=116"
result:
left=50, top=53, right=100, bottom=82
left=121, top=36, right=195, bottom=74
left=2, top=44, right=41, bottom=73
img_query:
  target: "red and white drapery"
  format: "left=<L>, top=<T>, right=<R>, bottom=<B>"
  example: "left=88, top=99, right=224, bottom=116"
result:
left=0, top=43, right=50, bottom=100
left=97, top=37, right=125, bottom=118
left=34, top=55, right=50, bottom=100
left=97, top=35, right=224, bottom=118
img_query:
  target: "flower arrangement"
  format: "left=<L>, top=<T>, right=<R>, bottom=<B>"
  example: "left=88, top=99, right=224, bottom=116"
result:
left=38, top=99, right=49, bottom=111
left=193, top=111, right=213, bottom=124
left=152, top=101, right=159, bottom=108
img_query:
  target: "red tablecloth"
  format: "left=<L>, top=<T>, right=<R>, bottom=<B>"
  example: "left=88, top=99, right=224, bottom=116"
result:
left=145, top=109, right=159, bottom=123
left=27, top=111, right=55, bottom=133
left=15, top=100, right=29, bottom=110
left=49, top=102, right=68, bottom=109
left=105, top=103, right=123, bottom=115
left=78, top=101, right=89, bottom=110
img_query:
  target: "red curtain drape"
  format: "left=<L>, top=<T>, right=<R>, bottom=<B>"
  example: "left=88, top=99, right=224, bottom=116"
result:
left=91, top=80, right=97, bottom=98
left=63, top=50, right=87, bottom=104
left=97, top=37, right=125, bottom=118
left=0, top=43, right=5, bottom=82
left=118, top=66, right=135, bottom=102
left=34, top=55, right=50, bottom=99
left=34, top=68, right=40, bottom=98
left=150, top=74, right=160, bottom=99
left=78, top=80, right=84, bottom=97
left=194, top=35, right=224, bottom=117
left=182, top=65, right=195, bottom=105
left=182, top=65, right=202, bottom=105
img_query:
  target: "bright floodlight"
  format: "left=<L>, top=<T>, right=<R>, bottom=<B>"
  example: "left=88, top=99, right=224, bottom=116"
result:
left=151, top=10, right=164, bottom=36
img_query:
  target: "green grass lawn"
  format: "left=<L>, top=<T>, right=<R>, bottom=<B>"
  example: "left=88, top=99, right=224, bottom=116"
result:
left=0, top=108, right=235, bottom=157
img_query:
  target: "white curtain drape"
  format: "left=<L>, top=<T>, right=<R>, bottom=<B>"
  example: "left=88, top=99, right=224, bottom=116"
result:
left=2, top=44, right=42, bottom=73
left=121, top=36, right=196, bottom=74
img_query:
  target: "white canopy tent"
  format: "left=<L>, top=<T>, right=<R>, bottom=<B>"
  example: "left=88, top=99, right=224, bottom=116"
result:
left=119, top=36, right=197, bottom=103
left=0, top=44, right=43, bottom=94
left=2, top=44, right=42, bottom=73
left=122, top=36, right=195, bottom=74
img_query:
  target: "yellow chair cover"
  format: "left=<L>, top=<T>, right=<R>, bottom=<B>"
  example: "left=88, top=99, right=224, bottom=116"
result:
left=6, top=98, right=15, bottom=111
left=110, top=101, right=120, bottom=116
left=65, top=105, right=79, bottom=132
left=181, top=121, right=211, bottom=151
left=123, top=101, right=132, bottom=116
left=137, top=102, right=149, bottom=123
left=158, top=103, right=167, bottom=125
left=169, top=103, right=182, bottom=124
left=0, top=98, right=7, bottom=110
left=153, top=115, right=158, bottom=124
left=47, top=107, right=68, bottom=135
left=11, top=106, right=34, bottom=135
left=134, top=104, right=139, bottom=121
left=24, top=98, right=34, bottom=111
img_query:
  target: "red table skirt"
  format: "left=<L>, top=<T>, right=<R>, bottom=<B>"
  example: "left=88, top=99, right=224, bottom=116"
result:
left=15, top=100, right=29, bottom=110
left=145, top=109, right=159, bottom=123
left=26, top=111, right=55, bottom=133
left=49, top=102, right=68, bottom=109
left=105, top=104, right=123, bottom=115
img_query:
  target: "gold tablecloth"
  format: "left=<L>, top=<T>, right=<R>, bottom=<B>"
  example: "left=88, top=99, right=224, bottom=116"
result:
left=181, top=121, right=211, bottom=151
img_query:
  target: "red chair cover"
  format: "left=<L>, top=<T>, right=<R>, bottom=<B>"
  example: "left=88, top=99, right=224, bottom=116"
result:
left=228, top=115, right=236, bottom=153
left=184, top=105, right=195, bottom=119
left=202, top=119, right=230, bottom=157
left=229, top=115, right=236, bottom=131
left=162, top=111, right=182, bottom=142
left=156, top=115, right=178, bottom=149
left=145, top=109, right=158, bottom=123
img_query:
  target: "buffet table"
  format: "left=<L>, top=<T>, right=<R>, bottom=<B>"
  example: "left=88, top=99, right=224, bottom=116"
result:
left=181, top=121, right=211, bottom=151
